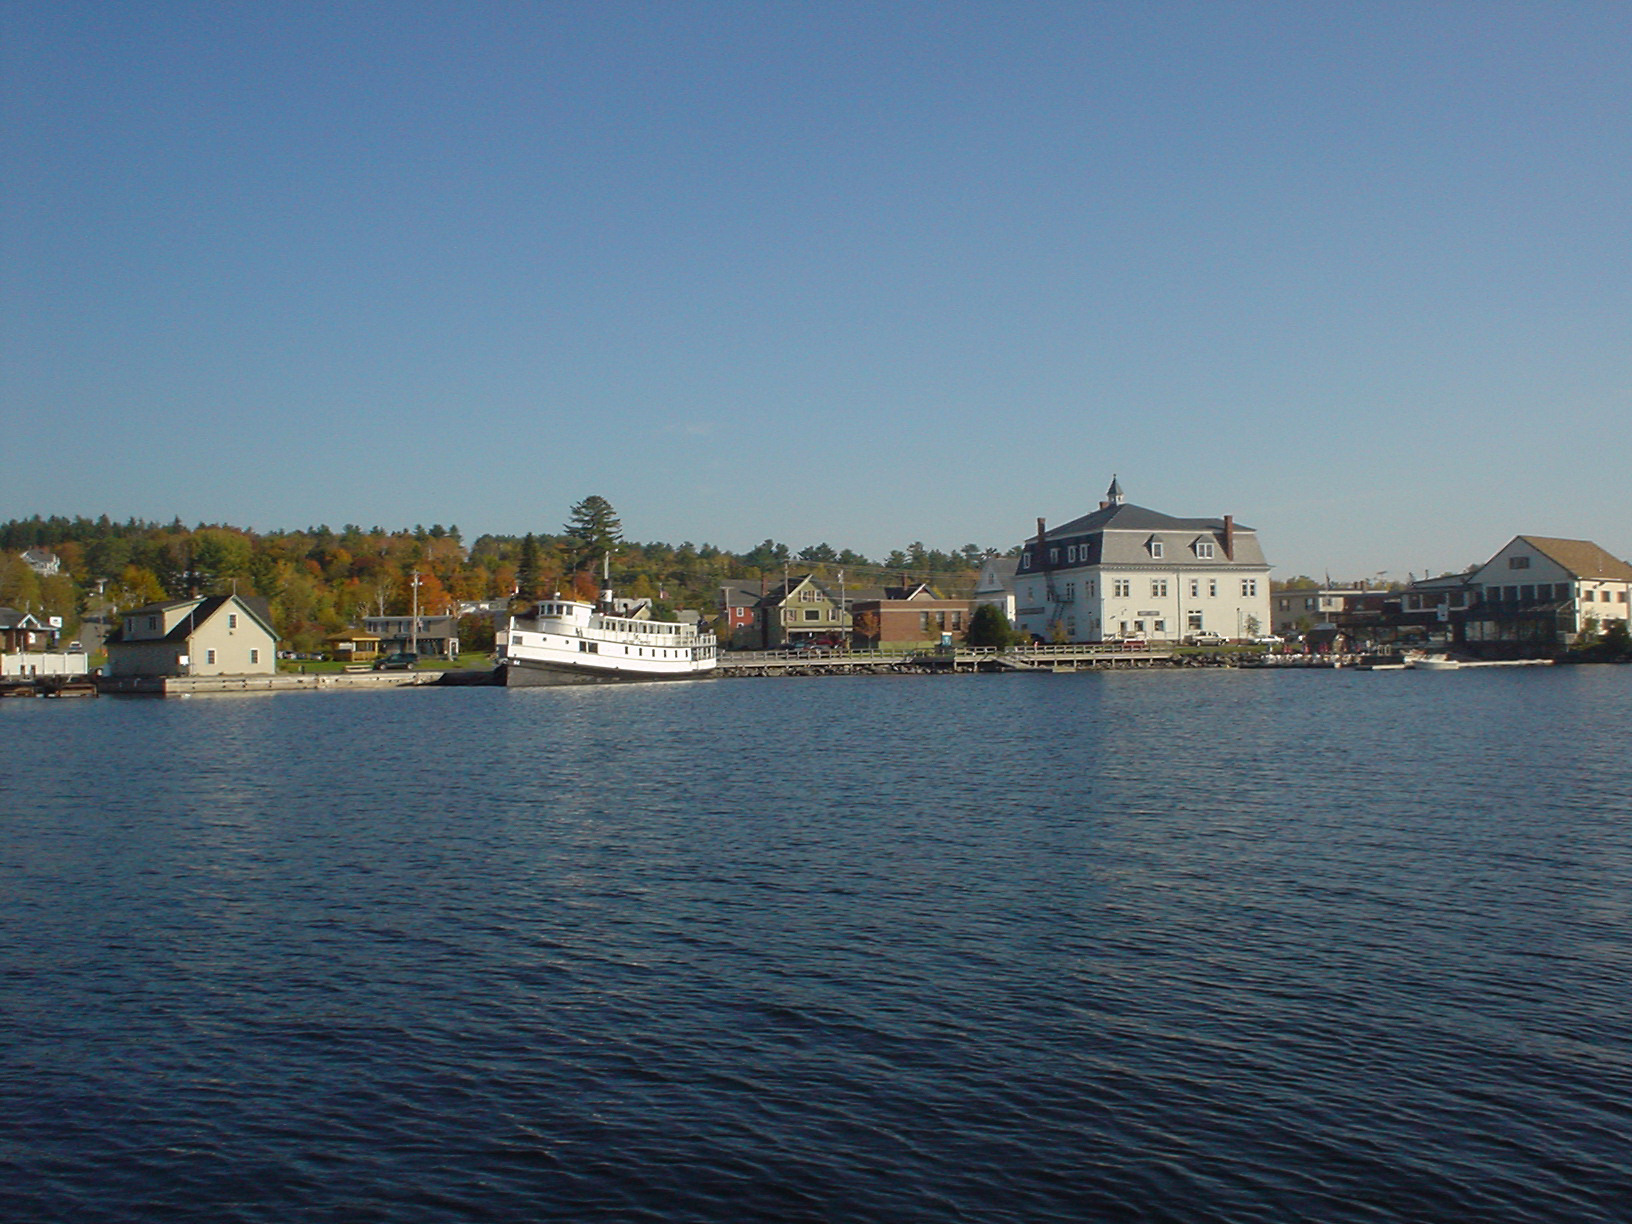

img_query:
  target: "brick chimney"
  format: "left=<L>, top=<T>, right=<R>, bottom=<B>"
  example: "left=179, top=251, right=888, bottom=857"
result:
left=1223, top=515, right=1236, bottom=560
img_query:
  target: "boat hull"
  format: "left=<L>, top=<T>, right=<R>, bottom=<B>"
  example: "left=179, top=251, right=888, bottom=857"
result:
left=500, top=659, right=715, bottom=686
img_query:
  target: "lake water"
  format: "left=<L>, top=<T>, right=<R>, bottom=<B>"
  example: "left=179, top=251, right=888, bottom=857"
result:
left=5, top=667, right=1632, bottom=1223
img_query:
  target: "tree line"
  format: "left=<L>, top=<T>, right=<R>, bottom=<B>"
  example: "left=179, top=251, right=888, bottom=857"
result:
left=0, top=500, right=1007, bottom=653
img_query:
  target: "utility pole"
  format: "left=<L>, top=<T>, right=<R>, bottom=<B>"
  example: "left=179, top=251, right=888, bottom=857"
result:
left=410, top=570, right=422, bottom=654
left=838, top=569, right=847, bottom=646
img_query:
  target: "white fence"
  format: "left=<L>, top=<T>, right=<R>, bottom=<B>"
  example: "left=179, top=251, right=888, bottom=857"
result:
left=1, top=652, right=91, bottom=678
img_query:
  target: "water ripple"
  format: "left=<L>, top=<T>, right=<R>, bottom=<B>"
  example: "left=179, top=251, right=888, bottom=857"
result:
left=4, top=670, right=1632, bottom=1221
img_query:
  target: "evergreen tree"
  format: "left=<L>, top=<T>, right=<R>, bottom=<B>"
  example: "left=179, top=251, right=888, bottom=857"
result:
left=516, top=533, right=541, bottom=600
left=563, top=496, right=623, bottom=571
left=966, top=604, right=1015, bottom=649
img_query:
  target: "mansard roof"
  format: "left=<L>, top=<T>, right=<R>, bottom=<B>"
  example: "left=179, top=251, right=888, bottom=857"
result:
left=1044, top=499, right=1259, bottom=541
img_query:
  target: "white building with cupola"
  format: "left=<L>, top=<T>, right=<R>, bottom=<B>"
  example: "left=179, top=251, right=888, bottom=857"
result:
left=1011, top=477, right=1272, bottom=644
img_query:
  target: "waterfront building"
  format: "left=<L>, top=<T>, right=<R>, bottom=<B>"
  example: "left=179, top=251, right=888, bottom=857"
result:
left=849, top=587, right=975, bottom=650
left=0, top=606, right=58, bottom=653
left=362, top=614, right=460, bottom=659
left=973, top=556, right=1018, bottom=624
left=1460, top=536, right=1632, bottom=647
left=107, top=594, right=277, bottom=677
left=717, top=584, right=762, bottom=649
left=1011, top=477, right=1272, bottom=644
left=756, top=573, right=850, bottom=649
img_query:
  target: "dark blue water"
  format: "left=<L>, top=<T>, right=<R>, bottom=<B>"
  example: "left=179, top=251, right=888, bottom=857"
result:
left=5, top=667, right=1632, bottom=1223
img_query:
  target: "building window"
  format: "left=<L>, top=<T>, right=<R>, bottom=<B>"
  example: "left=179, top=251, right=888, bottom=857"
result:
left=1113, top=579, right=1130, bottom=598
left=1133, top=620, right=1144, bottom=632
left=1208, top=581, right=1217, bottom=597
left=1188, top=613, right=1203, bottom=629
left=206, top=649, right=217, bottom=664
left=1150, top=540, right=1164, bottom=559
left=1151, top=579, right=1168, bottom=597
left=1153, top=620, right=1165, bottom=632
left=1196, top=542, right=1215, bottom=559
left=1067, top=546, right=1077, bottom=563
left=147, top=617, right=158, bottom=630
left=1021, top=551, right=1032, bottom=570
left=1087, top=581, right=1095, bottom=598
left=805, top=609, right=820, bottom=620
left=1241, top=579, right=1258, bottom=597
left=249, top=649, right=259, bottom=664
left=228, top=614, right=237, bottom=628
left=1049, top=548, right=1059, bottom=564
left=1509, top=556, right=1530, bottom=569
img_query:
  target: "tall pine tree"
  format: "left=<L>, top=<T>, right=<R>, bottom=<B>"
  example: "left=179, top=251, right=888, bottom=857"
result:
left=563, top=496, right=622, bottom=572
left=516, top=533, right=541, bottom=601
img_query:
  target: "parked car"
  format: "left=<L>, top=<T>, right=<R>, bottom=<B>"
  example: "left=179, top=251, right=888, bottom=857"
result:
left=1251, top=634, right=1284, bottom=645
left=1185, top=633, right=1227, bottom=646
left=374, top=652, right=418, bottom=670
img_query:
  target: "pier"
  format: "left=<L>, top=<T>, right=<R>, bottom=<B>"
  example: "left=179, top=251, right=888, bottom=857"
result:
left=718, top=641, right=1180, bottom=677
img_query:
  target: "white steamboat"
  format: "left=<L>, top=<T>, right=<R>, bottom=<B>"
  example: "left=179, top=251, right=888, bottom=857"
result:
left=499, top=584, right=718, bottom=686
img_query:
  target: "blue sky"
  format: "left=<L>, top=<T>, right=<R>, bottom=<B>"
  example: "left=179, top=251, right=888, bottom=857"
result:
left=4, top=1, right=1628, bottom=580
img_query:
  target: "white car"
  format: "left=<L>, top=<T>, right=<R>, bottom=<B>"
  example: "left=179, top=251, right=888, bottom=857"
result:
left=1251, top=634, right=1284, bottom=645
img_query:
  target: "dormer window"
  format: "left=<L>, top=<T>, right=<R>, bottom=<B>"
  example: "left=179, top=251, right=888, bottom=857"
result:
left=1148, top=539, right=1164, bottom=559
left=1049, top=548, right=1059, bottom=564
left=1195, top=541, right=1215, bottom=559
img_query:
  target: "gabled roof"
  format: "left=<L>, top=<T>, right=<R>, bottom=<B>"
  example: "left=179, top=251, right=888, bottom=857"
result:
left=0, top=606, right=47, bottom=630
left=121, top=597, right=200, bottom=616
left=718, top=584, right=761, bottom=607
left=759, top=573, right=835, bottom=606
left=977, top=557, right=1018, bottom=587
left=114, top=594, right=278, bottom=644
left=1517, top=536, right=1632, bottom=582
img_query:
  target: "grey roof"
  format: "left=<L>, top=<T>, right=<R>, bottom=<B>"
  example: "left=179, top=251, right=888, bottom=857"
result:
left=1049, top=501, right=1254, bottom=537
left=718, top=584, right=761, bottom=607
left=111, top=594, right=278, bottom=644
left=1030, top=501, right=1269, bottom=568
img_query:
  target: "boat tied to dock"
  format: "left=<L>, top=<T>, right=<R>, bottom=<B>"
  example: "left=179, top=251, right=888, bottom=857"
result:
left=497, top=562, right=718, bottom=686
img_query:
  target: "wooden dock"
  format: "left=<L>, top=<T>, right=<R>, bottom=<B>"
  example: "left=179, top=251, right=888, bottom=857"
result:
left=718, top=642, right=1179, bottom=677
